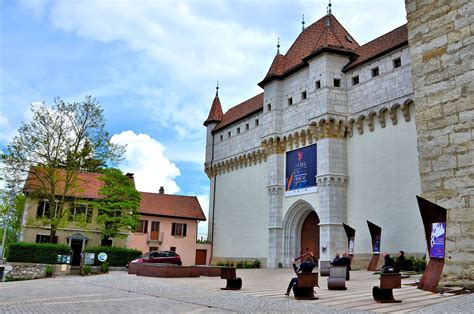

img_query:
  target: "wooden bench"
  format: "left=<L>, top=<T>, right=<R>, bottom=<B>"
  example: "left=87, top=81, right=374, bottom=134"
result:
left=293, top=272, right=319, bottom=300
left=327, top=266, right=347, bottom=290
left=319, top=261, right=331, bottom=277
left=372, top=273, right=402, bottom=303
left=220, top=267, right=242, bottom=290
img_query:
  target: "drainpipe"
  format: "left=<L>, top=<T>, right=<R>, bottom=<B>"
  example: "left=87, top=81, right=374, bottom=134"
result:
left=209, top=132, right=217, bottom=265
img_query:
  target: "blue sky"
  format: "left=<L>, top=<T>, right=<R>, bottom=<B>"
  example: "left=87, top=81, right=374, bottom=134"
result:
left=0, top=0, right=407, bottom=237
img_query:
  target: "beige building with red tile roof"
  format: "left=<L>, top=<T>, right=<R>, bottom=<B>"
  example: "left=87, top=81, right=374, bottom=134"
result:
left=21, top=171, right=209, bottom=266
left=204, top=11, right=425, bottom=269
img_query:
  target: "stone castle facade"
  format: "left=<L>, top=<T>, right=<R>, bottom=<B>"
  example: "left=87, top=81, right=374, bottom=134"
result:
left=204, top=10, right=428, bottom=270
left=406, top=0, right=473, bottom=288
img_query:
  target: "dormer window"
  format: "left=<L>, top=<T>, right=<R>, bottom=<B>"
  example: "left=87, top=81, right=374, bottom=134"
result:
left=352, top=76, right=359, bottom=85
left=301, top=91, right=307, bottom=100
left=288, top=97, right=293, bottom=106
left=334, top=78, right=341, bottom=87
left=267, top=103, right=272, bottom=111
left=371, top=67, right=379, bottom=77
left=315, top=80, right=321, bottom=89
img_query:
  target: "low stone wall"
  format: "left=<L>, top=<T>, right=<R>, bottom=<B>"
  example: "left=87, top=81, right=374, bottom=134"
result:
left=2, top=263, right=71, bottom=281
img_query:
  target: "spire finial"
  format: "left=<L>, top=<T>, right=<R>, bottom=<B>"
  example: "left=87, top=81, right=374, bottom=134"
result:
left=327, top=0, right=332, bottom=15
left=215, top=81, right=219, bottom=97
left=302, top=14, right=305, bottom=31
left=277, top=37, right=280, bottom=54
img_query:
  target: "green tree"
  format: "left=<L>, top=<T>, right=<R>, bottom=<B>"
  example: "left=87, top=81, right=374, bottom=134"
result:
left=0, top=192, right=26, bottom=247
left=1, top=96, right=125, bottom=242
left=92, top=168, right=141, bottom=244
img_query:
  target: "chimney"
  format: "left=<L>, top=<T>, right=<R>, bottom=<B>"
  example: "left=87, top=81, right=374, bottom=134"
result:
left=159, top=186, right=165, bottom=194
left=125, top=173, right=135, bottom=186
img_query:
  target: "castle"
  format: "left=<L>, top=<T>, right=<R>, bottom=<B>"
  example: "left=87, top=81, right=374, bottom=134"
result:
left=203, top=9, right=426, bottom=269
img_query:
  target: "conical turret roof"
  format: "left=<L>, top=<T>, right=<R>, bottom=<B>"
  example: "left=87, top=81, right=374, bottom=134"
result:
left=204, top=94, right=224, bottom=126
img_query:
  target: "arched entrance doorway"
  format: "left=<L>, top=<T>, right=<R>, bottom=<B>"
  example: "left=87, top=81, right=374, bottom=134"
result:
left=282, top=200, right=320, bottom=266
left=300, top=211, right=320, bottom=260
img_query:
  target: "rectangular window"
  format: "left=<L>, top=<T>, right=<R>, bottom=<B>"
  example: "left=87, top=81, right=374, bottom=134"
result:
left=255, top=119, right=259, bottom=126
left=170, top=246, right=176, bottom=252
left=237, top=127, right=240, bottom=134
left=301, top=91, right=307, bottom=100
left=149, top=246, right=158, bottom=252
left=136, top=220, right=148, bottom=233
left=35, top=234, right=51, bottom=243
left=70, top=203, right=92, bottom=223
left=267, top=103, right=271, bottom=111
left=315, top=80, right=321, bottom=89
left=352, top=76, right=359, bottom=85
left=227, top=131, right=231, bottom=138
left=36, top=200, right=50, bottom=218
left=150, top=221, right=160, bottom=240
left=371, top=67, right=379, bottom=77
left=101, top=239, right=113, bottom=247
left=220, top=134, right=223, bottom=141
left=333, top=78, right=341, bottom=87
left=171, top=223, right=187, bottom=237
left=245, top=123, right=249, bottom=130
left=287, top=97, right=293, bottom=106
left=393, top=57, right=401, bottom=69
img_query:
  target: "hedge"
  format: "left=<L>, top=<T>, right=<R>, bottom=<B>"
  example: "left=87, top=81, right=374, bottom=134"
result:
left=84, top=246, right=142, bottom=266
left=6, top=242, right=70, bottom=264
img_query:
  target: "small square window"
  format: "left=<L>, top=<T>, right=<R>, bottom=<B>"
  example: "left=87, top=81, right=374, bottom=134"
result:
left=352, top=76, right=359, bottom=85
left=334, top=78, right=341, bottom=87
left=237, top=127, right=240, bottom=134
left=393, top=57, right=401, bottom=69
left=255, top=119, right=259, bottom=126
left=288, top=97, right=293, bottom=106
left=301, top=91, right=307, bottom=99
left=267, top=103, right=272, bottom=111
left=220, top=134, right=223, bottom=141
left=228, top=131, right=231, bottom=138
left=315, top=80, right=321, bottom=89
left=246, top=123, right=249, bottom=130
left=170, top=246, right=176, bottom=252
left=371, top=67, right=379, bottom=77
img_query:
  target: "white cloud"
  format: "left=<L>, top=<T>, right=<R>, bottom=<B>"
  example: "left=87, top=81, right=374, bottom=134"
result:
left=111, top=130, right=181, bottom=194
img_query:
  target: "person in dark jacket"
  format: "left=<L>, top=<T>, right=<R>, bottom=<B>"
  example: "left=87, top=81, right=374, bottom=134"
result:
left=397, top=250, right=406, bottom=262
left=285, top=252, right=317, bottom=296
left=382, top=252, right=395, bottom=273
left=331, top=252, right=352, bottom=280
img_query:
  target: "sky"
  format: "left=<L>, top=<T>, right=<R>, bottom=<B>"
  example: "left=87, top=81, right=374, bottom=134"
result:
left=0, top=0, right=407, bottom=238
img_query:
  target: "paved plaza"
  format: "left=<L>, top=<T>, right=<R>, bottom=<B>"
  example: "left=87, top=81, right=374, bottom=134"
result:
left=0, top=269, right=471, bottom=313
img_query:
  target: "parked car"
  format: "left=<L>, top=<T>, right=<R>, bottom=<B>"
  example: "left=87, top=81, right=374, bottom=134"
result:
left=129, top=250, right=182, bottom=266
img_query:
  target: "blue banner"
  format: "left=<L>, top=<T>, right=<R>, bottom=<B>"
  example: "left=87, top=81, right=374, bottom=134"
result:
left=430, top=222, right=445, bottom=259
left=285, top=144, right=317, bottom=195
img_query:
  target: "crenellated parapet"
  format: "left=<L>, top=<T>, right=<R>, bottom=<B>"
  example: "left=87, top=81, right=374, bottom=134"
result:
left=316, top=174, right=349, bottom=187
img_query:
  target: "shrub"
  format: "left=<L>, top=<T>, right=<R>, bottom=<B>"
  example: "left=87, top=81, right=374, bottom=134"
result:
left=45, top=265, right=54, bottom=277
left=83, top=265, right=91, bottom=275
left=101, top=261, right=110, bottom=273
left=6, top=242, right=70, bottom=264
left=84, top=246, right=142, bottom=267
left=252, top=259, right=261, bottom=268
left=407, top=255, right=426, bottom=273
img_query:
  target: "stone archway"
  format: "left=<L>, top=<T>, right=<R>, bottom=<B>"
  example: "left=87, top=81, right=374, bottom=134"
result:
left=282, top=200, right=320, bottom=267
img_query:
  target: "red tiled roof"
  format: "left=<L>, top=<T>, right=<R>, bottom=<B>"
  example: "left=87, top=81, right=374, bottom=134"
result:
left=139, top=192, right=206, bottom=221
left=24, top=169, right=104, bottom=199
left=204, top=95, right=224, bottom=126
left=212, top=93, right=264, bottom=133
left=260, top=14, right=359, bottom=86
left=343, top=24, right=408, bottom=72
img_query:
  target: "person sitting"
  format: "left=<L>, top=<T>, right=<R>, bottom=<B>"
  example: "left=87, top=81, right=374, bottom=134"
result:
left=332, top=252, right=351, bottom=280
left=397, top=251, right=406, bottom=262
left=331, top=253, right=340, bottom=265
left=381, top=252, right=395, bottom=273
left=285, top=252, right=317, bottom=296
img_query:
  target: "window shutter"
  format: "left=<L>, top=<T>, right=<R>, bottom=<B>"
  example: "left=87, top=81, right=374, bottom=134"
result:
left=183, top=224, right=187, bottom=237
left=172, top=223, right=176, bottom=236
left=144, top=220, right=148, bottom=233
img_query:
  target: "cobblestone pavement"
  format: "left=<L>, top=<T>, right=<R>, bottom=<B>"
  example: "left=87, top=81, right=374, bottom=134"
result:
left=0, top=270, right=472, bottom=313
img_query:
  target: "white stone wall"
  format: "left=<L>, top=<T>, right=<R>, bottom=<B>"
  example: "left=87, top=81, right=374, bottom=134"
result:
left=212, top=162, right=269, bottom=259
left=346, top=107, right=425, bottom=255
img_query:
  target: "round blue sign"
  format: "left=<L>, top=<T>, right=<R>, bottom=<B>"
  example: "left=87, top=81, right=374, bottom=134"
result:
left=98, top=252, right=108, bottom=262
